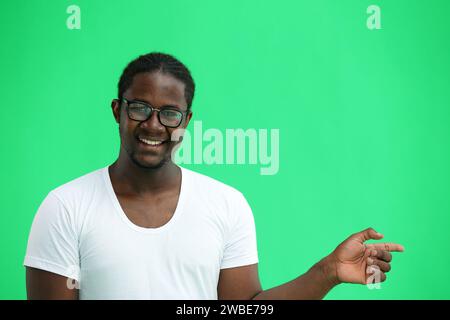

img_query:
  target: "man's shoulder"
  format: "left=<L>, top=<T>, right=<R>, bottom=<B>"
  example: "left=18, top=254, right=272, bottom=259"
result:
left=180, top=166, right=244, bottom=199
left=49, top=166, right=106, bottom=203
left=33, top=167, right=106, bottom=227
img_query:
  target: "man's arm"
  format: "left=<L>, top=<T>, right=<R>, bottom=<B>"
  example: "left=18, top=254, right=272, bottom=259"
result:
left=217, top=257, right=336, bottom=300
left=217, top=228, right=404, bottom=300
left=253, top=256, right=337, bottom=300
left=218, top=264, right=262, bottom=300
left=26, top=267, right=79, bottom=300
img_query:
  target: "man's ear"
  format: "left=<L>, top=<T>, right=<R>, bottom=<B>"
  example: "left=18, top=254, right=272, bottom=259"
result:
left=184, top=111, right=193, bottom=128
left=111, top=99, right=121, bottom=124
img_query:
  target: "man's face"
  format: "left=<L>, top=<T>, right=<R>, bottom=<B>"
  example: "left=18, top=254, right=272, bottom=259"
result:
left=111, top=71, right=192, bottom=169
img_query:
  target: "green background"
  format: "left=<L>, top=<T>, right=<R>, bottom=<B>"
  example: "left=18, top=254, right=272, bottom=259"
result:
left=1, top=0, right=449, bottom=299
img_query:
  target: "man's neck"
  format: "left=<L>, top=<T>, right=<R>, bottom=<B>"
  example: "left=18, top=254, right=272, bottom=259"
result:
left=109, top=155, right=180, bottom=196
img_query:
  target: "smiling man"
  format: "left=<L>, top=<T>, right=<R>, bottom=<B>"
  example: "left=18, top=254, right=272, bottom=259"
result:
left=24, top=52, right=404, bottom=299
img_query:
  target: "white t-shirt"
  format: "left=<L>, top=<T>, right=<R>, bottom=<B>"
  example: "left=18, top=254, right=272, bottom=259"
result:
left=24, top=166, right=259, bottom=299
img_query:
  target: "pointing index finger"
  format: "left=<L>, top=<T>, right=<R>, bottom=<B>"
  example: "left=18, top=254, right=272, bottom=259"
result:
left=367, top=243, right=405, bottom=252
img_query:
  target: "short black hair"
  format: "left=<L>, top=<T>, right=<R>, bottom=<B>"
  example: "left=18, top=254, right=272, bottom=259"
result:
left=118, top=52, right=195, bottom=109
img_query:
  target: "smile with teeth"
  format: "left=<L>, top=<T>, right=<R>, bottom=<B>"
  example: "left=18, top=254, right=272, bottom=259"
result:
left=138, top=137, right=165, bottom=146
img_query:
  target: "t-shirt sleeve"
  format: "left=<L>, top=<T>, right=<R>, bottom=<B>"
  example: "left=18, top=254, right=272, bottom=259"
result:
left=220, top=191, right=259, bottom=269
left=23, top=191, right=80, bottom=281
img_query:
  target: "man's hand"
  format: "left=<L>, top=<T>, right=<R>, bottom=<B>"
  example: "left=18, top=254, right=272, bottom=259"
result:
left=326, top=228, right=404, bottom=285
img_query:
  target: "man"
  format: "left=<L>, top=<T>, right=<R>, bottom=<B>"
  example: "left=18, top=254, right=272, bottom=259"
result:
left=24, top=52, right=404, bottom=299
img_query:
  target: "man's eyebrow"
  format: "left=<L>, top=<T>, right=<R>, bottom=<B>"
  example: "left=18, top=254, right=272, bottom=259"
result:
left=132, top=98, right=183, bottom=110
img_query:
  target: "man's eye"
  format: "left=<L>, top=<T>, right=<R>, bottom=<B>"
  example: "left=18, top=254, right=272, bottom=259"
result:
left=162, top=110, right=181, bottom=118
left=129, top=105, right=147, bottom=112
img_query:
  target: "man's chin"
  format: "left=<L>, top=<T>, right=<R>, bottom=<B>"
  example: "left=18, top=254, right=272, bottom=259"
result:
left=131, top=155, right=170, bottom=170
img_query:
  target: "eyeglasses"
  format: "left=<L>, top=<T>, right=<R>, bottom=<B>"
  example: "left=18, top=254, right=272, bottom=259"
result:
left=119, top=98, right=188, bottom=128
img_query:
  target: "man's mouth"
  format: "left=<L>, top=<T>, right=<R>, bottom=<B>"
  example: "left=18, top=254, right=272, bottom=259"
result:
left=137, top=136, right=168, bottom=147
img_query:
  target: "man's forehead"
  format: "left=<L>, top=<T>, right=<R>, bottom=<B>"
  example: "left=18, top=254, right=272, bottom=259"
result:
left=126, top=72, right=187, bottom=106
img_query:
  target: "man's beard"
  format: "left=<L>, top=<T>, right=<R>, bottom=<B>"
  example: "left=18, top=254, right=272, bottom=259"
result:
left=123, top=139, right=172, bottom=170
left=129, top=151, right=170, bottom=170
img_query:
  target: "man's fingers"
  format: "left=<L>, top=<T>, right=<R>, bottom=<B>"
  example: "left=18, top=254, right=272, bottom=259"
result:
left=367, top=257, right=391, bottom=273
left=367, top=243, right=404, bottom=252
left=349, top=227, right=384, bottom=242
left=367, top=248, right=392, bottom=262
